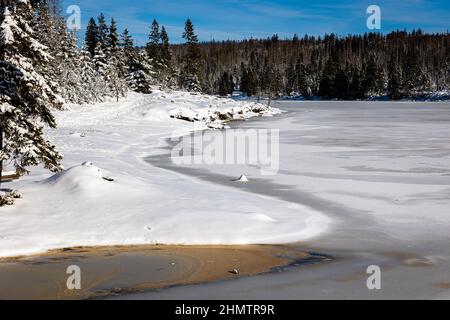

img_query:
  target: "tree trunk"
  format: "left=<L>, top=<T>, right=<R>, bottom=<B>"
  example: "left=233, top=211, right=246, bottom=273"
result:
left=0, top=127, right=3, bottom=190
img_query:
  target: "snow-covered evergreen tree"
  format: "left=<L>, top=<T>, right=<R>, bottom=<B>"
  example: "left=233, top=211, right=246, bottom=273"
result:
left=0, top=0, right=63, bottom=182
left=97, top=13, right=109, bottom=51
left=159, top=26, right=175, bottom=88
left=181, top=19, right=202, bottom=92
left=78, top=48, right=108, bottom=103
left=147, top=19, right=161, bottom=67
left=145, top=20, right=174, bottom=87
left=126, top=51, right=154, bottom=94
left=85, top=17, right=99, bottom=56
left=121, top=28, right=135, bottom=69
left=160, top=26, right=172, bottom=68
left=107, top=18, right=120, bottom=55
left=120, top=29, right=153, bottom=94
left=105, top=18, right=127, bottom=100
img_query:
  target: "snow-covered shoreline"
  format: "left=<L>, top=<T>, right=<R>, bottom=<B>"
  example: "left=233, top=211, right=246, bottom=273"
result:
left=0, top=91, right=329, bottom=258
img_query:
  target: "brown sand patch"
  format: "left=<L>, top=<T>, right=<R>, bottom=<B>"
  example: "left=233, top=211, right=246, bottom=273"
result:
left=0, top=244, right=313, bottom=300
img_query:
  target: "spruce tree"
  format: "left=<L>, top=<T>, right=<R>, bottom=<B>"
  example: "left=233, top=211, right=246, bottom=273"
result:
left=218, top=72, right=234, bottom=96
left=121, top=28, right=135, bottom=71
left=126, top=51, right=154, bottom=94
left=160, top=26, right=172, bottom=67
left=78, top=49, right=106, bottom=103
left=388, top=65, right=403, bottom=100
left=97, top=13, right=109, bottom=51
left=334, top=68, right=350, bottom=99
left=348, top=66, right=363, bottom=99
left=181, top=19, right=202, bottom=92
left=159, top=26, right=174, bottom=87
left=361, top=57, right=384, bottom=97
left=85, top=17, right=99, bottom=56
left=240, top=68, right=249, bottom=95
left=147, top=19, right=161, bottom=65
left=121, top=29, right=134, bottom=53
left=0, top=0, right=63, bottom=184
left=107, top=18, right=120, bottom=55
left=285, top=61, right=296, bottom=96
left=295, top=60, right=310, bottom=97
left=403, top=51, right=430, bottom=95
left=319, top=56, right=338, bottom=98
left=93, top=42, right=108, bottom=75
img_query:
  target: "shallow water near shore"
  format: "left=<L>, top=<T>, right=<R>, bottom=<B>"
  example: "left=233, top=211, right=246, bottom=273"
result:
left=0, top=245, right=316, bottom=299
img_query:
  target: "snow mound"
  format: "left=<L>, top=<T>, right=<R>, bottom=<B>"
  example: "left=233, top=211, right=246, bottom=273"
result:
left=43, top=164, right=107, bottom=194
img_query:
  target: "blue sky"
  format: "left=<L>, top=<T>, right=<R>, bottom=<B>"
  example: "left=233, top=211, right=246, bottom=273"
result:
left=61, top=0, right=450, bottom=46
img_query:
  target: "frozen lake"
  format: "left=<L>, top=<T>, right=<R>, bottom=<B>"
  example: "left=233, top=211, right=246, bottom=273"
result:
left=137, top=100, right=450, bottom=299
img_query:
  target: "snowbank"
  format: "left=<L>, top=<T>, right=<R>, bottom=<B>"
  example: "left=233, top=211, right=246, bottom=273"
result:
left=0, top=91, right=328, bottom=258
left=136, top=90, right=281, bottom=128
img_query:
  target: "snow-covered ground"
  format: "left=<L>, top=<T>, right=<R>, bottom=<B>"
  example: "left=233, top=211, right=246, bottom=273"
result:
left=0, top=91, right=329, bottom=258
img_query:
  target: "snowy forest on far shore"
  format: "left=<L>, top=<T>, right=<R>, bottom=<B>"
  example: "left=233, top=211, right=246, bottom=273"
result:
left=190, top=30, right=449, bottom=100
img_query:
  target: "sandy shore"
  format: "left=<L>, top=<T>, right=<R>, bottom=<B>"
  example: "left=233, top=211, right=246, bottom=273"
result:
left=0, top=244, right=320, bottom=300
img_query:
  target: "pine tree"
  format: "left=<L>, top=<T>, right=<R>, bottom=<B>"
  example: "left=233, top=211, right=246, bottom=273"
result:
left=388, top=64, right=403, bottom=100
left=107, top=18, right=120, bottom=55
left=240, top=68, right=250, bottom=96
left=361, top=57, right=384, bottom=97
left=147, top=19, right=161, bottom=65
left=120, top=30, right=153, bottom=94
left=52, top=21, right=84, bottom=103
left=34, top=1, right=87, bottom=105
left=159, top=26, right=174, bottom=87
left=93, top=42, right=108, bottom=75
left=334, top=68, right=350, bottom=99
left=218, top=72, right=234, bottom=96
left=160, top=26, right=172, bottom=67
left=285, top=61, right=296, bottom=96
left=265, top=67, right=282, bottom=105
left=319, top=55, right=338, bottom=98
left=121, top=29, right=134, bottom=54
left=0, top=0, right=63, bottom=185
left=126, top=51, right=154, bottom=94
left=97, top=13, right=109, bottom=51
left=348, top=66, right=363, bottom=99
left=78, top=49, right=107, bottom=103
left=403, top=51, right=430, bottom=95
left=85, top=17, right=99, bottom=56
left=181, top=19, right=202, bottom=92
left=296, top=62, right=310, bottom=98
left=121, top=28, right=135, bottom=72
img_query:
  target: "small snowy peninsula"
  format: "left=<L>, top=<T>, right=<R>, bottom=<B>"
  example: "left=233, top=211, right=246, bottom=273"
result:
left=0, top=91, right=330, bottom=258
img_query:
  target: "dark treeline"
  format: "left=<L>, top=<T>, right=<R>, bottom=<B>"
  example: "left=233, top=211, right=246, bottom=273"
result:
left=171, top=31, right=450, bottom=100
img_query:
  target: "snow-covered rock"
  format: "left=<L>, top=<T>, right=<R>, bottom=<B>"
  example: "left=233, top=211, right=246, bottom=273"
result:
left=234, top=175, right=249, bottom=182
